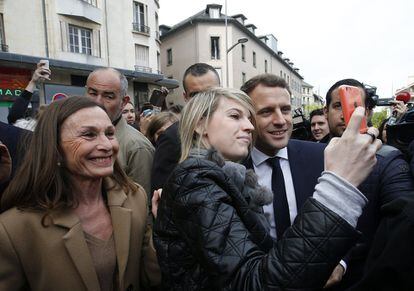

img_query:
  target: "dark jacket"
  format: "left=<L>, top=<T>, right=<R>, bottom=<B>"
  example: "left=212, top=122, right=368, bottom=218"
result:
left=336, top=145, right=414, bottom=289
left=348, top=198, right=414, bottom=291
left=0, top=122, right=31, bottom=194
left=285, top=139, right=414, bottom=290
left=7, top=90, right=33, bottom=124
left=154, top=150, right=358, bottom=291
left=151, top=121, right=180, bottom=192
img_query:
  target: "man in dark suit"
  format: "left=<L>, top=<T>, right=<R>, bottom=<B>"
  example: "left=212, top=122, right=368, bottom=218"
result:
left=241, top=74, right=326, bottom=239
left=320, top=78, right=414, bottom=289
left=151, top=63, right=220, bottom=192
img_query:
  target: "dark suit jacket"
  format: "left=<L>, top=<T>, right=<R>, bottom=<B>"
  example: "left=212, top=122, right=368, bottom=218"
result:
left=245, top=139, right=326, bottom=213
left=248, top=139, right=414, bottom=290
left=336, top=145, right=414, bottom=290
left=0, top=122, right=31, bottom=193
left=151, top=122, right=181, bottom=192
left=348, top=198, right=414, bottom=291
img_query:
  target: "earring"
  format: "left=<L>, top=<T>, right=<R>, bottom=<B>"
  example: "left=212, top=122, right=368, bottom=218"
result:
left=57, top=161, right=61, bottom=167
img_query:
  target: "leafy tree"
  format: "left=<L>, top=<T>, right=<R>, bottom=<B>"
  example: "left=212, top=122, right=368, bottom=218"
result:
left=371, top=109, right=388, bottom=128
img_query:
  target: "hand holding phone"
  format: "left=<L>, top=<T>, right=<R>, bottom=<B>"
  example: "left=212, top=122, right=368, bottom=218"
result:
left=338, top=85, right=367, bottom=133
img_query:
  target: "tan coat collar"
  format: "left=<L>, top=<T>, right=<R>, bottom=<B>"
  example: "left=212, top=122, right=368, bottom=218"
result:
left=50, top=177, right=131, bottom=290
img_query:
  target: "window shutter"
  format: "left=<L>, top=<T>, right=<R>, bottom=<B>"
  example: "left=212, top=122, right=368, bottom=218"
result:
left=60, top=21, right=68, bottom=52
left=92, top=29, right=100, bottom=57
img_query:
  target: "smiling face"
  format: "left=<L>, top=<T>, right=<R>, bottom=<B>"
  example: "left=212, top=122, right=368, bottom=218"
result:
left=60, top=106, right=119, bottom=182
left=201, top=97, right=254, bottom=161
left=310, top=114, right=329, bottom=141
left=122, top=102, right=136, bottom=125
left=249, top=84, right=292, bottom=156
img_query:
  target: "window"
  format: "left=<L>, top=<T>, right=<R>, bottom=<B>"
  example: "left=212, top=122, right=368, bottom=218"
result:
left=135, top=44, right=149, bottom=72
left=157, top=51, right=160, bottom=73
left=209, top=8, right=220, bottom=18
left=264, top=60, right=268, bottom=73
left=241, top=44, right=245, bottom=61
left=211, top=37, right=220, bottom=60
left=242, top=72, right=246, bottom=84
left=167, top=48, right=172, bottom=66
left=280, top=70, right=283, bottom=77
left=0, top=13, right=7, bottom=52
left=287, top=75, right=290, bottom=84
left=133, top=1, right=149, bottom=34
left=81, top=0, right=97, bottom=6
left=69, top=25, right=92, bottom=55
left=252, top=51, right=256, bottom=67
left=155, top=12, right=159, bottom=39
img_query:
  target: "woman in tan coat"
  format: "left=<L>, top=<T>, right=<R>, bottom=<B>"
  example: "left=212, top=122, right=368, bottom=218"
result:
left=0, top=96, right=160, bottom=291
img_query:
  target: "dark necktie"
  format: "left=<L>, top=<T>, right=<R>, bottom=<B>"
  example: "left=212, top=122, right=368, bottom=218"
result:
left=268, top=157, right=291, bottom=239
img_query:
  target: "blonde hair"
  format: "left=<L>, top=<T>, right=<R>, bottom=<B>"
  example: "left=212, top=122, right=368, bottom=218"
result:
left=179, top=87, right=255, bottom=162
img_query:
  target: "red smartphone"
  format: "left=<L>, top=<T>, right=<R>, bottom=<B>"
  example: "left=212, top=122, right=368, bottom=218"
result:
left=338, top=85, right=367, bottom=133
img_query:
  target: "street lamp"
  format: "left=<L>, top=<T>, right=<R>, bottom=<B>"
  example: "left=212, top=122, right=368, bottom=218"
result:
left=226, top=38, right=249, bottom=87
left=227, top=37, right=248, bottom=53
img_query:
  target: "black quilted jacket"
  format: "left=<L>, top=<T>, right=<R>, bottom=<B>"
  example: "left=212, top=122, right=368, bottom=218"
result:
left=154, top=154, right=359, bottom=290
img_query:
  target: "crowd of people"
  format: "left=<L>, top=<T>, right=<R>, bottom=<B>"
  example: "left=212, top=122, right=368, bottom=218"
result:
left=0, top=60, right=413, bottom=291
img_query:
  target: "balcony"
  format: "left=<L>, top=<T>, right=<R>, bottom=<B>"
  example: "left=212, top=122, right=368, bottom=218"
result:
left=56, top=0, right=102, bottom=24
left=80, top=0, right=97, bottom=7
left=1, top=44, right=8, bottom=52
left=134, top=65, right=152, bottom=73
left=132, top=23, right=150, bottom=35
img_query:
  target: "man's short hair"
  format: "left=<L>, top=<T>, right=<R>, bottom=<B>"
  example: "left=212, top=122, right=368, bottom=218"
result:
left=240, top=73, right=291, bottom=95
left=309, top=108, right=325, bottom=121
left=182, top=63, right=220, bottom=93
left=325, top=78, right=367, bottom=107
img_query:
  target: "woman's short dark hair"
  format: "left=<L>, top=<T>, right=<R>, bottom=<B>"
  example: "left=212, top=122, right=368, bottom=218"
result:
left=1, top=96, right=137, bottom=214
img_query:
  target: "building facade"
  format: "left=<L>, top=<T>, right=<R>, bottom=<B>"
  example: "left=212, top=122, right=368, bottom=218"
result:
left=159, top=4, right=308, bottom=108
left=395, top=75, right=414, bottom=102
left=0, top=0, right=178, bottom=122
left=301, top=81, right=324, bottom=116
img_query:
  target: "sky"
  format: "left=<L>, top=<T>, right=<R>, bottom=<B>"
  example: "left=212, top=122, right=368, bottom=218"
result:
left=159, top=0, right=414, bottom=99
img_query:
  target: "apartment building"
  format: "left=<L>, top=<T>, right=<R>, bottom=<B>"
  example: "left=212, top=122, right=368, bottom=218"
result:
left=395, top=75, right=414, bottom=102
left=159, top=4, right=309, bottom=108
left=0, top=0, right=178, bottom=122
left=302, top=81, right=324, bottom=115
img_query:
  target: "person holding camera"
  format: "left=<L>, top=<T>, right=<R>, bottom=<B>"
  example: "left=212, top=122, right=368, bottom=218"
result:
left=7, top=60, right=51, bottom=130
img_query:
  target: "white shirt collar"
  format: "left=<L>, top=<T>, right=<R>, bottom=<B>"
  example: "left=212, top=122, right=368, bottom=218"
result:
left=251, top=146, right=289, bottom=167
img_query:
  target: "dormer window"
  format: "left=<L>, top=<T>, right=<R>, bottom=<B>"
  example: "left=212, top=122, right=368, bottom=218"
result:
left=209, top=8, right=220, bottom=18
left=206, top=4, right=222, bottom=18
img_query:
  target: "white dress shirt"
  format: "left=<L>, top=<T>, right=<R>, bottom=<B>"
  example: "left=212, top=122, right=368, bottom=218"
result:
left=251, top=146, right=298, bottom=239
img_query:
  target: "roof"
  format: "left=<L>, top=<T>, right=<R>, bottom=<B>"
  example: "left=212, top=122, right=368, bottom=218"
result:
left=0, top=52, right=179, bottom=89
left=160, top=5, right=303, bottom=80
left=231, top=14, right=247, bottom=20
left=302, top=80, right=313, bottom=88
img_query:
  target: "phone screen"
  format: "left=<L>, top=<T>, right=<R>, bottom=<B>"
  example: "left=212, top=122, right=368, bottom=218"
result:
left=338, top=85, right=367, bottom=133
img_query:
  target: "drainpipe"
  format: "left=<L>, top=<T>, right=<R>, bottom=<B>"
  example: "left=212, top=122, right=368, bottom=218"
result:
left=104, top=0, right=110, bottom=66
left=41, top=0, right=49, bottom=57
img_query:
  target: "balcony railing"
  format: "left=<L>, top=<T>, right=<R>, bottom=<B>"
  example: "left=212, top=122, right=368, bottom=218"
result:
left=132, top=23, right=150, bottom=35
left=80, top=0, right=97, bottom=7
left=1, top=44, right=8, bottom=52
left=134, top=65, right=152, bottom=73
